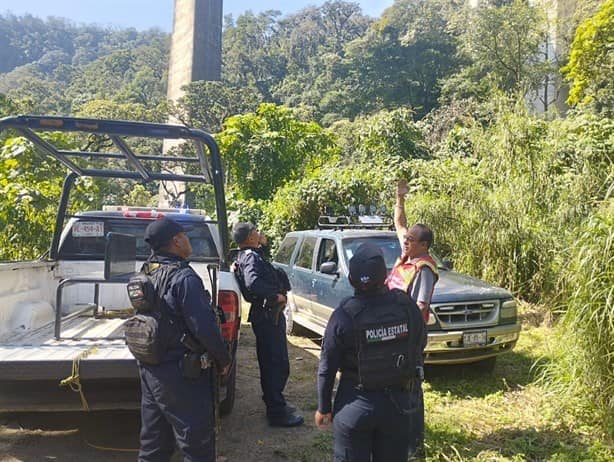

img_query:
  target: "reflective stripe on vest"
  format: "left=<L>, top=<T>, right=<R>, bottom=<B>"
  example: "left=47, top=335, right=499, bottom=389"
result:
left=386, top=255, right=439, bottom=293
left=385, top=256, right=440, bottom=321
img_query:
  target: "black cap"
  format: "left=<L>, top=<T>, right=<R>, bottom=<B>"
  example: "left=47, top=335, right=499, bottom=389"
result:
left=144, top=217, right=186, bottom=250
left=232, top=222, right=256, bottom=245
left=349, top=242, right=387, bottom=291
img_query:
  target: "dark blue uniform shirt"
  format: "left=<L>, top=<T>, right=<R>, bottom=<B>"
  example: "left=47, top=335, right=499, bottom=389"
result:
left=149, top=252, right=231, bottom=368
left=317, top=300, right=355, bottom=414
left=237, top=247, right=280, bottom=303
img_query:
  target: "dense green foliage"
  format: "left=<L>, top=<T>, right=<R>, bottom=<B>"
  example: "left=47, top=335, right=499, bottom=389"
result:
left=0, top=0, right=611, bottom=443
left=0, top=134, right=102, bottom=260
left=563, top=0, right=614, bottom=115
left=459, top=0, right=549, bottom=95
left=406, top=105, right=613, bottom=303
left=216, top=103, right=339, bottom=201
left=0, top=14, right=169, bottom=116
left=541, top=201, right=613, bottom=436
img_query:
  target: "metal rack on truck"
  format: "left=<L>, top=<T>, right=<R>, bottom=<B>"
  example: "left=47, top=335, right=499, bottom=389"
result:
left=0, top=115, right=242, bottom=412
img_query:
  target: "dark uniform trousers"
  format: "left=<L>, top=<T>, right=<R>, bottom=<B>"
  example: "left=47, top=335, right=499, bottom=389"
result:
left=410, top=379, right=425, bottom=455
left=138, top=361, right=215, bottom=462
left=332, top=378, right=419, bottom=462
left=250, top=307, right=290, bottom=417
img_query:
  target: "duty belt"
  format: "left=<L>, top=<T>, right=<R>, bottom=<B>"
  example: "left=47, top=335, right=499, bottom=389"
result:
left=340, top=371, right=415, bottom=392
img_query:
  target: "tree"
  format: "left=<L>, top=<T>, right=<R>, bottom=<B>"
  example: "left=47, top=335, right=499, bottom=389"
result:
left=563, top=0, right=614, bottom=116
left=7, top=75, right=70, bottom=114
left=0, top=93, right=18, bottom=118
left=172, top=81, right=260, bottom=133
left=261, top=160, right=396, bottom=248
left=330, top=0, right=462, bottom=119
left=0, top=134, right=100, bottom=260
left=331, top=107, right=430, bottom=163
left=272, top=1, right=371, bottom=117
left=216, top=103, right=338, bottom=201
left=222, top=11, right=286, bottom=101
left=450, top=0, right=551, bottom=98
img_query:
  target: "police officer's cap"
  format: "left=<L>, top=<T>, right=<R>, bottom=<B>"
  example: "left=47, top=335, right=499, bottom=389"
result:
left=349, top=242, right=387, bottom=291
left=232, top=222, right=257, bottom=245
left=144, top=217, right=188, bottom=250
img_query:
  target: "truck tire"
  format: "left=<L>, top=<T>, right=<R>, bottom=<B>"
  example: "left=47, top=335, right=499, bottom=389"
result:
left=219, top=360, right=237, bottom=416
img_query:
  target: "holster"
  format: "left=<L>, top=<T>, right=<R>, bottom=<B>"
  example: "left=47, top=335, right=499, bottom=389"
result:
left=181, top=352, right=202, bottom=379
left=265, top=299, right=285, bottom=326
left=179, top=332, right=208, bottom=379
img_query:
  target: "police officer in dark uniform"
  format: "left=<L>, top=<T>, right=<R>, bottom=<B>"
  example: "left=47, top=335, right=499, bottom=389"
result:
left=233, top=221, right=304, bottom=427
left=138, top=217, right=231, bottom=462
left=315, top=243, right=425, bottom=461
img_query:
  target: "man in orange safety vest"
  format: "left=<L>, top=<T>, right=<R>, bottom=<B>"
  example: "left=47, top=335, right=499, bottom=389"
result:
left=385, top=179, right=439, bottom=460
left=386, top=180, right=439, bottom=322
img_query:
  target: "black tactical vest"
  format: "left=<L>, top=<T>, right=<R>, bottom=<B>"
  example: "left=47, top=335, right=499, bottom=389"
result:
left=124, top=261, right=188, bottom=365
left=341, top=289, right=418, bottom=391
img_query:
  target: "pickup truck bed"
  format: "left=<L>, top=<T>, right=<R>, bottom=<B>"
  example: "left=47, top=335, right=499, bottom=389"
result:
left=1, top=315, right=131, bottom=365
left=0, top=313, right=139, bottom=412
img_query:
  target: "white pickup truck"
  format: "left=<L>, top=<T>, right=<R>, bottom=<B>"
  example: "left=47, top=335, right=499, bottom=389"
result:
left=0, top=116, right=242, bottom=413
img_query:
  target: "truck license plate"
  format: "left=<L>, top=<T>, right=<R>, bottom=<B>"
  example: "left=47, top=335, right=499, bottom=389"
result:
left=72, top=221, right=104, bottom=237
left=463, top=330, right=487, bottom=347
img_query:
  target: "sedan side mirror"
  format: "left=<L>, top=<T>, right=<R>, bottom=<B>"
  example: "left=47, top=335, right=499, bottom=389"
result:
left=320, top=261, right=338, bottom=275
left=442, top=258, right=454, bottom=270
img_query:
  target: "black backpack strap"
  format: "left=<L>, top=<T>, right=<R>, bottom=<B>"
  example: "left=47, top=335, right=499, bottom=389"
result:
left=147, top=261, right=190, bottom=326
left=339, top=296, right=367, bottom=368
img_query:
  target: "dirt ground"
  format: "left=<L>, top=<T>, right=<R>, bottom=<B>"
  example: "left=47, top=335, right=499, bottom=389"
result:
left=0, top=319, right=330, bottom=462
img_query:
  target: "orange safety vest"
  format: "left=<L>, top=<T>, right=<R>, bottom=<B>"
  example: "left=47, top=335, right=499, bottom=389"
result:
left=386, top=254, right=439, bottom=322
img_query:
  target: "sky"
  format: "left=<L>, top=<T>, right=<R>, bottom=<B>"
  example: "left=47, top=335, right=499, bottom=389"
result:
left=1, top=0, right=394, bottom=31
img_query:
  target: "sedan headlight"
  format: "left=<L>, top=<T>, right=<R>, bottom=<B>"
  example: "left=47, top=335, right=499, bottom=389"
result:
left=500, top=299, right=517, bottom=323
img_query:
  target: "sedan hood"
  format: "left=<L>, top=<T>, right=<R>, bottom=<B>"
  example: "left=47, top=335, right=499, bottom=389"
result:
left=431, top=270, right=512, bottom=303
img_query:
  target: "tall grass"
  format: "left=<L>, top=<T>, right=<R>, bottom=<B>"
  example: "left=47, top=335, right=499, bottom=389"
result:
left=542, top=200, right=614, bottom=439
left=405, top=108, right=613, bottom=304
left=402, top=104, right=613, bottom=436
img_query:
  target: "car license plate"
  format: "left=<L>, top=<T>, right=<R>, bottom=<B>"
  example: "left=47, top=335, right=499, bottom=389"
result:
left=72, top=221, right=104, bottom=237
left=463, top=330, right=487, bottom=347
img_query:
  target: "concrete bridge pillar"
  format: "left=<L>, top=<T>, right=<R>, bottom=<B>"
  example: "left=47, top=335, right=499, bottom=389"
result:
left=161, top=0, right=223, bottom=208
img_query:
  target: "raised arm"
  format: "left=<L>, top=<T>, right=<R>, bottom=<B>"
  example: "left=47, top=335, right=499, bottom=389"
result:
left=395, top=179, right=409, bottom=247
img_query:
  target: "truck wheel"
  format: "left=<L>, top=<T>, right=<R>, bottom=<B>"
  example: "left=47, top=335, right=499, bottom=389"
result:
left=476, top=356, right=496, bottom=374
left=219, top=360, right=237, bottom=416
